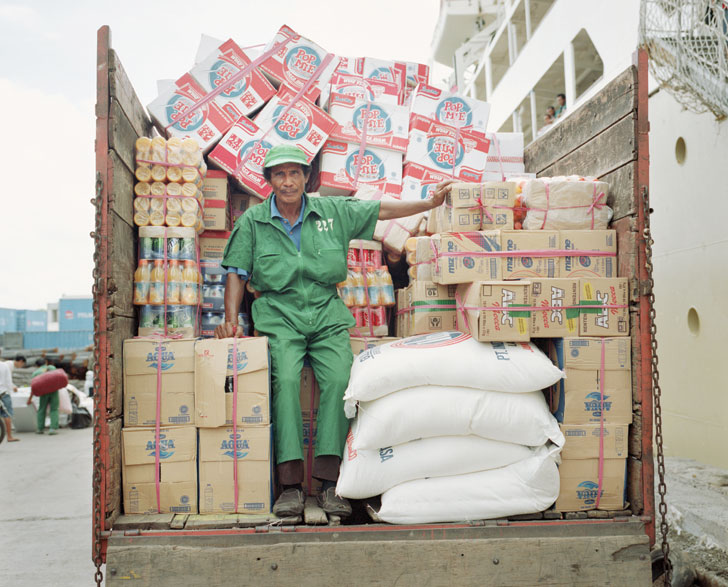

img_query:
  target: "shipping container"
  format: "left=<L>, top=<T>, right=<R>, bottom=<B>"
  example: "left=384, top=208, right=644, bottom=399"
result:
left=22, top=330, right=94, bottom=350
left=0, top=308, right=18, bottom=335
left=16, top=309, right=48, bottom=332
left=93, top=27, right=655, bottom=585
left=59, top=297, right=94, bottom=331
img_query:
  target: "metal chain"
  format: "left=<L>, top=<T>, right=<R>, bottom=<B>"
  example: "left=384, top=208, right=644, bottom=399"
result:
left=92, top=172, right=105, bottom=587
left=642, top=187, right=671, bottom=585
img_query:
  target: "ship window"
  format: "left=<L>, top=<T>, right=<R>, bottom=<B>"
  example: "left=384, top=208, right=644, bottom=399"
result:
left=675, top=137, right=687, bottom=164
left=573, top=29, right=604, bottom=98
left=687, top=307, right=700, bottom=335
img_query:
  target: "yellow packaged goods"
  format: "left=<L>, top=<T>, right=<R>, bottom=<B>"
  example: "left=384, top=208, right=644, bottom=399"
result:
left=560, top=423, right=629, bottom=459
left=501, top=229, right=558, bottom=279
left=522, top=177, right=612, bottom=230
left=122, top=426, right=197, bottom=514
left=560, top=230, right=616, bottom=278
left=480, top=182, right=516, bottom=230
left=300, top=367, right=321, bottom=495
left=548, top=337, right=632, bottom=425
left=405, top=236, right=433, bottom=282
left=198, top=426, right=272, bottom=514
left=555, top=458, right=626, bottom=511
left=529, top=278, right=579, bottom=338
left=407, top=281, right=457, bottom=335
left=123, top=338, right=196, bottom=427
left=579, top=278, right=629, bottom=337
left=350, top=337, right=400, bottom=356
left=431, top=231, right=501, bottom=285
left=194, top=337, right=270, bottom=429
left=455, top=281, right=531, bottom=342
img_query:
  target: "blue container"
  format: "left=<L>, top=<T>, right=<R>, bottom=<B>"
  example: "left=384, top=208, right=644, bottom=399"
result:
left=16, top=309, right=48, bottom=332
left=0, top=308, right=17, bottom=335
left=22, top=330, right=93, bottom=350
left=59, top=298, right=94, bottom=331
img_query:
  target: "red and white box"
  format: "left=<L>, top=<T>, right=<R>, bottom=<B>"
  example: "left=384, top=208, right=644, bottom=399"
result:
left=410, top=84, right=491, bottom=137
left=323, top=73, right=401, bottom=108
left=483, top=132, right=526, bottom=181
left=258, top=24, right=340, bottom=102
left=147, top=74, right=236, bottom=153
left=315, top=140, right=403, bottom=197
left=328, top=94, right=408, bottom=152
left=361, top=58, right=407, bottom=104
left=208, top=116, right=274, bottom=200
left=253, top=85, right=336, bottom=161
left=401, top=162, right=451, bottom=202
left=189, top=38, right=276, bottom=122
left=405, top=62, right=430, bottom=88
left=405, top=114, right=490, bottom=182
left=334, top=56, right=364, bottom=76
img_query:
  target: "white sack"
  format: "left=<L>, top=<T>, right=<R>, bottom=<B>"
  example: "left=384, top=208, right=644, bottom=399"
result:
left=522, top=177, right=613, bottom=230
left=58, top=387, right=73, bottom=415
left=377, top=445, right=560, bottom=524
left=337, top=433, right=532, bottom=499
left=344, top=332, right=564, bottom=416
left=351, top=386, right=564, bottom=450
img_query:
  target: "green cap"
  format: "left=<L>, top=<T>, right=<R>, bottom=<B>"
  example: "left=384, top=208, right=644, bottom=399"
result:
left=264, top=144, right=309, bottom=168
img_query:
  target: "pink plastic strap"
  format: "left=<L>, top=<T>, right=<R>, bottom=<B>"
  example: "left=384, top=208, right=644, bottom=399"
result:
left=586, top=184, right=607, bottom=230
left=232, top=337, right=239, bottom=512
left=163, top=228, right=169, bottom=335
left=595, top=338, right=606, bottom=509
left=433, top=248, right=617, bottom=259
left=352, top=99, right=373, bottom=189
left=456, top=303, right=627, bottom=312
left=234, top=53, right=336, bottom=175
left=540, top=180, right=550, bottom=230
left=154, top=338, right=163, bottom=512
left=358, top=242, right=375, bottom=337
left=451, top=127, right=461, bottom=179
left=164, top=36, right=294, bottom=131
left=454, top=285, right=474, bottom=332
left=135, top=158, right=199, bottom=170
left=491, top=132, right=506, bottom=182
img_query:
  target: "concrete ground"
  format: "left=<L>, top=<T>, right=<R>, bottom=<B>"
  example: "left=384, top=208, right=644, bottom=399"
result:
left=0, top=426, right=98, bottom=586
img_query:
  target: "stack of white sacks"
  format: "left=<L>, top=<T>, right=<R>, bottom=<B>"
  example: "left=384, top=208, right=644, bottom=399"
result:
left=337, top=332, right=566, bottom=524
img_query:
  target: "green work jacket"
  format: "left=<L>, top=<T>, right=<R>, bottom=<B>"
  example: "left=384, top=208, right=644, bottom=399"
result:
left=222, top=194, right=380, bottom=331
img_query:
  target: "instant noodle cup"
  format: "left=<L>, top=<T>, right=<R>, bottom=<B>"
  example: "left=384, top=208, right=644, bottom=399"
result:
left=166, top=212, right=182, bottom=227
left=150, top=210, right=165, bottom=226
left=166, top=198, right=182, bottom=213
left=151, top=137, right=167, bottom=162
left=134, top=198, right=150, bottom=213
left=134, top=211, right=150, bottom=226
left=151, top=182, right=166, bottom=196
left=181, top=212, right=198, bottom=227
left=167, top=166, right=183, bottom=183
left=135, top=137, right=153, bottom=165
left=135, top=182, right=151, bottom=197
left=182, top=167, right=201, bottom=185
left=150, top=198, right=165, bottom=212
left=181, top=198, right=199, bottom=213
left=166, top=182, right=182, bottom=197
left=182, top=183, right=199, bottom=199
left=135, top=166, right=152, bottom=182
left=151, top=165, right=167, bottom=182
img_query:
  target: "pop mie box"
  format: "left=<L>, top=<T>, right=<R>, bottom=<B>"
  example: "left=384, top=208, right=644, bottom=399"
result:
left=483, top=132, right=525, bottom=181
left=407, top=281, right=458, bottom=336
left=194, top=337, right=270, bottom=429
left=328, top=94, right=409, bottom=152
left=556, top=458, right=627, bottom=511
left=561, top=230, right=617, bottom=278
left=401, top=163, right=451, bottom=202
left=529, top=278, right=580, bottom=338
left=316, top=140, right=403, bottom=197
left=406, top=115, right=490, bottom=182
left=410, top=84, right=491, bottom=136
left=501, top=229, right=559, bottom=279
left=147, top=74, right=236, bottom=154
left=361, top=58, right=407, bottom=104
left=258, top=24, right=340, bottom=101
left=579, top=278, right=629, bottom=337
left=548, top=337, right=632, bottom=425
left=122, top=425, right=197, bottom=514
left=189, top=38, right=276, bottom=122
left=198, top=425, right=272, bottom=514
left=123, top=338, right=196, bottom=427
left=323, top=73, right=401, bottom=108
left=432, top=231, right=501, bottom=285
left=455, top=281, right=531, bottom=342
left=405, top=62, right=430, bottom=88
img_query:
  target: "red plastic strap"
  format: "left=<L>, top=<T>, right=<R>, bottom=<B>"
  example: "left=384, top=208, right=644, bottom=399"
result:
left=595, top=338, right=606, bottom=508
left=164, top=36, right=294, bottom=131
left=433, top=248, right=616, bottom=259
left=163, top=228, right=169, bottom=335
left=154, top=338, right=163, bottom=513
left=234, top=52, right=336, bottom=176
left=232, top=337, right=239, bottom=512
left=491, top=132, right=506, bottom=182
left=135, top=158, right=199, bottom=170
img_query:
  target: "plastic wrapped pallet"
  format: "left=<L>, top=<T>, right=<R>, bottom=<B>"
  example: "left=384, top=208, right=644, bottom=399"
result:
left=522, top=177, right=613, bottom=230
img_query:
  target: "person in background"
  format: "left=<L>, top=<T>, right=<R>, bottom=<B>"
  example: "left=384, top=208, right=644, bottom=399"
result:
left=29, top=358, right=59, bottom=435
left=0, top=355, right=27, bottom=442
left=546, top=106, right=556, bottom=119
left=538, top=113, right=554, bottom=137
left=554, top=94, right=566, bottom=117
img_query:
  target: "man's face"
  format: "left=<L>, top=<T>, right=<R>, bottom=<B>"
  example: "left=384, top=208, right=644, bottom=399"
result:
left=14, top=360, right=25, bottom=369
left=266, top=162, right=309, bottom=207
left=557, top=95, right=565, bottom=107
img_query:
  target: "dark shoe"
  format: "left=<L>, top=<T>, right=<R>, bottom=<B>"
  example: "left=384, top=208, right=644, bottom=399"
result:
left=317, top=487, right=352, bottom=517
left=48, top=429, right=58, bottom=436
left=273, top=488, right=305, bottom=517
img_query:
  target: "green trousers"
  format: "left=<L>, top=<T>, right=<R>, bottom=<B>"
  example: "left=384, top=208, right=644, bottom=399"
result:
left=255, top=298, right=353, bottom=469
left=37, top=391, right=59, bottom=431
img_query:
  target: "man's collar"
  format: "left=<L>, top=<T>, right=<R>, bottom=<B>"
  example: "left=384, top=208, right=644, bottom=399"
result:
left=270, top=193, right=307, bottom=226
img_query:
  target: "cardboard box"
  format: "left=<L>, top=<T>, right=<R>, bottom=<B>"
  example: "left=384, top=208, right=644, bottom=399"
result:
left=556, top=458, right=627, bottom=511
left=579, top=278, right=629, bottom=337
left=300, top=367, right=321, bottom=495
left=479, top=182, right=516, bottom=230
left=203, top=199, right=230, bottom=231
left=456, top=281, right=531, bottom=342
left=123, top=338, right=196, bottom=427
left=432, top=231, right=501, bottom=285
left=548, top=337, right=632, bottom=424
left=529, top=278, right=580, bottom=338
left=407, top=281, right=458, bottom=335
left=198, top=425, right=272, bottom=514
left=147, top=73, right=236, bottom=154
left=258, top=25, right=339, bottom=100
left=361, top=58, right=407, bottom=104
left=561, top=230, right=616, bottom=278
left=501, top=229, right=559, bottom=279
left=202, top=169, right=229, bottom=202
left=406, top=115, right=490, bottom=182
left=395, top=287, right=409, bottom=338
left=350, top=336, right=400, bottom=356
left=410, top=84, right=490, bottom=136
left=316, top=139, right=403, bottom=197
left=401, top=162, right=450, bottom=202
left=200, top=230, right=231, bottom=261
left=122, top=426, right=197, bottom=514
left=230, top=192, right=262, bottom=223
left=189, top=38, right=276, bottom=121
left=560, top=423, right=630, bottom=459
left=435, top=205, right=481, bottom=232
left=195, top=337, right=270, bottom=428
left=324, top=73, right=400, bottom=109
left=482, top=132, right=525, bottom=181
left=328, top=94, right=408, bottom=152
left=405, top=62, right=430, bottom=88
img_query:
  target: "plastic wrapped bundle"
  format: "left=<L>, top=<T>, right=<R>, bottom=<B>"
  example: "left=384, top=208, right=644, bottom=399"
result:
left=522, top=176, right=613, bottom=230
left=405, top=236, right=433, bottom=281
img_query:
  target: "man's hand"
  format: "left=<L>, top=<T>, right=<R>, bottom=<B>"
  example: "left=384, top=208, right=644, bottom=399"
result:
left=429, top=179, right=456, bottom=209
left=214, top=321, right=245, bottom=339
left=378, top=178, right=457, bottom=221
left=26, top=397, right=33, bottom=406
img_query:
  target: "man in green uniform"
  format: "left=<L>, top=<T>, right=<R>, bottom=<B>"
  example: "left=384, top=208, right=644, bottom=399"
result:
left=28, top=358, right=59, bottom=435
left=216, top=144, right=453, bottom=517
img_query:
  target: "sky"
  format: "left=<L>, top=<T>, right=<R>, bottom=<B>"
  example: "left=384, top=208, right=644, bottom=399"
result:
left=0, top=0, right=445, bottom=310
